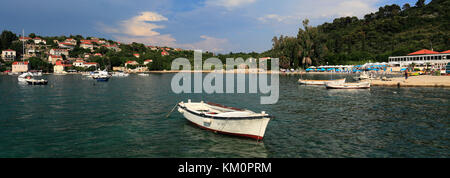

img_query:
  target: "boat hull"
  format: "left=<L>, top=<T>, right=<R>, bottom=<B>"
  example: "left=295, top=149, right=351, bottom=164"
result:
left=298, top=78, right=346, bottom=85
left=325, top=82, right=370, bottom=89
left=178, top=106, right=270, bottom=140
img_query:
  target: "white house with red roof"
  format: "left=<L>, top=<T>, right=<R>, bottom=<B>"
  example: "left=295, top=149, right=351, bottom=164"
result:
left=144, top=59, right=153, bottom=65
left=58, top=42, right=75, bottom=50
left=73, top=60, right=85, bottom=67
left=161, top=50, right=169, bottom=56
left=19, top=37, right=32, bottom=42
left=48, top=55, right=63, bottom=64
left=80, top=42, right=94, bottom=50
left=2, top=49, right=16, bottom=61
left=54, top=60, right=73, bottom=74
left=389, top=49, right=450, bottom=68
left=50, top=49, right=69, bottom=56
left=94, top=53, right=102, bottom=57
left=12, top=61, right=29, bottom=73
left=133, top=53, right=140, bottom=58
left=125, top=60, right=139, bottom=67
left=33, top=37, right=46, bottom=44
left=64, top=38, right=77, bottom=45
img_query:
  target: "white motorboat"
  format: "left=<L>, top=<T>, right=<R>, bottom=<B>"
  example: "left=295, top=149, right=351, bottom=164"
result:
left=112, top=71, right=129, bottom=77
left=138, top=73, right=149, bottom=76
left=298, top=78, right=346, bottom=85
left=325, top=82, right=371, bottom=89
left=91, top=70, right=111, bottom=81
left=18, top=72, right=33, bottom=82
left=177, top=100, right=272, bottom=140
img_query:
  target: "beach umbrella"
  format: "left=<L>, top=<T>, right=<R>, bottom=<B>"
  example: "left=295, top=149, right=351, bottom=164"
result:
left=400, top=68, right=407, bottom=71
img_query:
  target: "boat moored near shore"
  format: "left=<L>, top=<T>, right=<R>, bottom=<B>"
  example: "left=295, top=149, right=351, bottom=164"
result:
left=298, top=78, right=346, bottom=85
left=177, top=100, right=272, bottom=140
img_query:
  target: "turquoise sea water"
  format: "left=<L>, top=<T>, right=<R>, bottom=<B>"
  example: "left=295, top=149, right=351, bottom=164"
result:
left=0, top=74, right=448, bottom=158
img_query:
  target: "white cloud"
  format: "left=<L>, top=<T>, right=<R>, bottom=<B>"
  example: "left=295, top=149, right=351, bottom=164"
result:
left=100, top=11, right=232, bottom=53
left=206, top=0, right=257, bottom=9
left=258, top=14, right=298, bottom=24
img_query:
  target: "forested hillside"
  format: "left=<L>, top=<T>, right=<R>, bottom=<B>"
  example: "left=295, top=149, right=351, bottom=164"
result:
left=263, top=0, right=449, bottom=69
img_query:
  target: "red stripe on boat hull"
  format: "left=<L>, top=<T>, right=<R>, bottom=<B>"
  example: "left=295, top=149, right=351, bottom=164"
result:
left=186, top=120, right=264, bottom=140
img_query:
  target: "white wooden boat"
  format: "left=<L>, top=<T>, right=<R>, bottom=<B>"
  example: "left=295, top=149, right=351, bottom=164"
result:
left=325, top=82, right=370, bottom=89
left=177, top=100, right=271, bottom=140
left=298, top=78, right=346, bottom=85
left=111, top=71, right=129, bottom=77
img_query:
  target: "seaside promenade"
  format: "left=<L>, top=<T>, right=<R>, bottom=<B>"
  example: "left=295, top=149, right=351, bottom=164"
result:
left=370, top=75, right=450, bottom=88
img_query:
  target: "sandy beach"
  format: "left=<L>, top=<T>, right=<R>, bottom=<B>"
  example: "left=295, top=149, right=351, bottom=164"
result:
left=370, top=75, right=450, bottom=88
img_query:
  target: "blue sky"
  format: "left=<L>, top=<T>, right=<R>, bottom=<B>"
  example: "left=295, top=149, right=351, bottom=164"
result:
left=0, top=0, right=424, bottom=53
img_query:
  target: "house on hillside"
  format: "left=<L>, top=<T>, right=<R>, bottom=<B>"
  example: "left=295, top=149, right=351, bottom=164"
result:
left=1, top=49, right=16, bottom=62
left=48, top=55, right=63, bottom=64
left=144, top=59, right=153, bottom=65
left=80, top=42, right=94, bottom=50
left=33, top=37, right=46, bottom=44
left=50, top=49, right=69, bottom=56
left=161, top=50, right=169, bottom=56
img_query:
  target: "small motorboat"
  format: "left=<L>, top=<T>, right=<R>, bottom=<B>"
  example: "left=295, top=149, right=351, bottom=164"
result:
left=177, top=100, right=272, bottom=140
left=298, top=78, right=346, bottom=85
left=91, top=70, right=111, bottom=81
left=325, top=82, right=370, bottom=89
left=138, top=73, right=149, bottom=76
left=26, top=78, right=48, bottom=85
left=111, top=71, right=129, bottom=77
left=18, top=72, right=33, bottom=82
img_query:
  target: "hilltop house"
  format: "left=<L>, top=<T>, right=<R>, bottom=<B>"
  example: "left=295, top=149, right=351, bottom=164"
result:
left=64, top=38, right=77, bottom=45
left=125, top=60, right=139, bottom=67
left=144, top=59, right=153, bottom=65
left=58, top=42, right=75, bottom=50
left=1, top=49, right=16, bottom=61
left=133, top=53, right=140, bottom=58
left=12, top=61, right=29, bottom=73
left=33, top=37, right=46, bottom=44
left=161, top=50, right=169, bottom=56
left=50, top=49, right=69, bottom=56
left=80, top=42, right=94, bottom=50
left=48, top=55, right=63, bottom=64
left=19, top=37, right=32, bottom=42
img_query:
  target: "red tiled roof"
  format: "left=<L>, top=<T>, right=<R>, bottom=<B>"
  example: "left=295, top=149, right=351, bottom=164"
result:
left=12, top=61, right=29, bottom=65
left=20, top=37, right=32, bottom=40
left=81, top=42, right=92, bottom=45
left=59, top=42, right=75, bottom=45
left=3, top=49, right=15, bottom=51
left=145, top=59, right=153, bottom=62
left=408, top=49, right=440, bottom=56
left=84, top=62, right=98, bottom=65
left=50, top=55, right=63, bottom=58
left=440, top=50, right=450, bottom=54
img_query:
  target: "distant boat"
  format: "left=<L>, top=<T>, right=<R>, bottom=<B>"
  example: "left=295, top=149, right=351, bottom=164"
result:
left=111, top=71, right=129, bottom=77
left=91, top=70, right=111, bottom=81
left=138, top=73, right=149, bottom=76
left=325, top=82, right=370, bottom=89
left=298, top=78, right=346, bottom=85
left=177, top=100, right=272, bottom=140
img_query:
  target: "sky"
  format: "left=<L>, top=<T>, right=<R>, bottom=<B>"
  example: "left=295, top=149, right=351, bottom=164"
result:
left=0, top=0, right=424, bottom=54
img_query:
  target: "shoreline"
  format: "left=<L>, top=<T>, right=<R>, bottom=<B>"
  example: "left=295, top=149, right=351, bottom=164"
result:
left=369, top=75, right=450, bottom=88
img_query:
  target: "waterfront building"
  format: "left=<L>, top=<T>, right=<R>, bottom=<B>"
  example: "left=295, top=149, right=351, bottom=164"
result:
left=49, top=49, right=69, bottom=56
left=12, top=61, right=29, bottom=73
left=388, top=49, right=450, bottom=69
left=54, top=60, right=72, bottom=74
left=48, top=55, right=63, bottom=64
left=73, top=60, right=85, bottom=67
left=1, top=49, right=16, bottom=61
